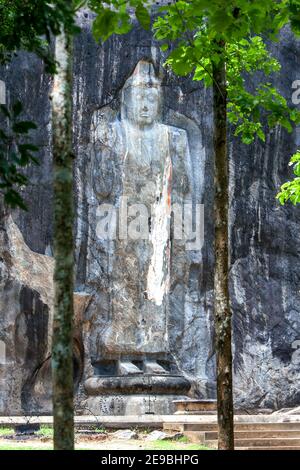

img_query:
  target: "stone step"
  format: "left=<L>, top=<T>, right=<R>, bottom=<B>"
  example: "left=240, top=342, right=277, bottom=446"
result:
left=184, top=431, right=206, bottom=443
left=181, top=422, right=300, bottom=432
left=237, top=446, right=300, bottom=451
left=205, top=438, right=300, bottom=448
left=173, top=399, right=217, bottom=415
left=163, top=423, right=185, bottom=432
left=204, top=430, right=300, bottom=440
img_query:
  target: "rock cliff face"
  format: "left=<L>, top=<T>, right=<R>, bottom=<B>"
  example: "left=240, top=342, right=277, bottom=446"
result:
left=0, top=11, right=300, bottom=414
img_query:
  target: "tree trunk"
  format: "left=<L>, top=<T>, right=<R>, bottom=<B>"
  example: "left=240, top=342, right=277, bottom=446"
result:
left=212, top=45, right=234, bottom=450
left=51, top=26, right=74, bottom=450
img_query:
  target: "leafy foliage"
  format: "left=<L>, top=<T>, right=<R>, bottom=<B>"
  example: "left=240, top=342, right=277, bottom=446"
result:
left=85, top=1, right=300, bottom=144
left=154, top=0, right=300, bottom=42
left=0, top=0, right=79, bottom=209
left=153, top=1, right=300, bottom=144
left=0, top=0, right=79, bottom=73
left=2, top=1, right=300, bottom=205
left=277, top=150, right=300, bottom=205
left=0, top=101, right=38, bottom=209
left=83, top=0, right=300, bottom=204
left=87, top=0, right=151, bottom=41
left=151, top=0, right=300, bottom=204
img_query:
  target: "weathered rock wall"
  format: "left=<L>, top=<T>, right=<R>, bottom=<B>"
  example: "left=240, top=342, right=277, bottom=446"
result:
left=0, top=11, right=300, bottom=413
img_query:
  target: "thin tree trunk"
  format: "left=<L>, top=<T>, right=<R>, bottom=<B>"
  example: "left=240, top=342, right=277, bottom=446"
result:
left=51, top=26, right=74, bottom=450
left=212, top=45, right=234, bottom=451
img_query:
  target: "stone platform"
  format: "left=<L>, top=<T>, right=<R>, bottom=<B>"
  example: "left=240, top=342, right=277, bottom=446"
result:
left=163, top=416, right=300, bottom=450
left=1, top=414, right=299, bottom=430
left=174, top=399, right=217, bottom=414
left=83, top=366, right=191, bottom=415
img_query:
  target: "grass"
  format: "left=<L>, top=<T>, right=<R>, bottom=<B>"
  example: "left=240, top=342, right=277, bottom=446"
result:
left=0, top=443, right=52, bottom=451
left=0, top=427, right=212, bottom=451
left=34, top=426, right=108, bottom=437
left=0, top=440, right=212, bottom=451
left=93, top=428, right=107, bottom=434
left=175, top=436, right=189, bottom=443
left=145, top=439, right=211, bottom=451
left=36, top=426, right=53, bottom=438
left=0, top=428, right=14, bottom=436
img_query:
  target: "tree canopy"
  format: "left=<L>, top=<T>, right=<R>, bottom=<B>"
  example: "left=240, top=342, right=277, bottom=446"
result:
left=152, top=1, right=300, bottom=142
left=277, top=150, right=300, bottom=204
left=89, top=1, right=300, bottom=206
left=0, top=0, right=78, bottom=73
left=0, top=0, right=79, bottom=209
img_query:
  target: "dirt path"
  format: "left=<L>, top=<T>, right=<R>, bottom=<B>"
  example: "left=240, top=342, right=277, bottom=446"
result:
left=0, top=436, right=208, bottom=451
left=0, top=437, right=143, bottom=450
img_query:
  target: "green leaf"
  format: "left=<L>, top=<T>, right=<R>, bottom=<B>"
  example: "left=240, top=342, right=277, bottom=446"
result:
left=0, top=129, right=7, bottom=140
left=257, top=128, right=265, bottom=142
left=92, top=10, right=119, bottom=42
left=12, top=101, right=23, bottom=117
left=0, top=104, right=11, bottom=119
left=160, top=43, right=169, bottom=52
left=73, top=0, right=87, bottom=10
left=18, top=144, right=39, bottom=153
left=4, top=189, right=28, bottom=211
left=12, top=121, right=37, bottom=134
left=294, top=162, right=300, bottom=177
left=135, top=4, right=151, bottom=30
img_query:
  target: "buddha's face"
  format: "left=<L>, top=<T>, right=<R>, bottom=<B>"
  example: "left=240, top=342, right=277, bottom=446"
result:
left=125, top=86, right=160, bottom=127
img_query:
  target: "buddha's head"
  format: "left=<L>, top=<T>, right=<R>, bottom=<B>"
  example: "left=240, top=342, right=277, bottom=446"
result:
left=121, top=60, right=162, bottom=127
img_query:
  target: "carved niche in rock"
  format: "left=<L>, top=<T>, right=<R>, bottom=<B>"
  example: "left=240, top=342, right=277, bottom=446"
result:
left=84, top=60, right=193, bottom=403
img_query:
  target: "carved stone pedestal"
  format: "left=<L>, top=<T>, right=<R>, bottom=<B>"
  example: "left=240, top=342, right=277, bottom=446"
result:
left=83, top=367, right=191, bottom=415
left=85, top=374, right=191, bottom=396
left=83, top=394, right=190, bottom=416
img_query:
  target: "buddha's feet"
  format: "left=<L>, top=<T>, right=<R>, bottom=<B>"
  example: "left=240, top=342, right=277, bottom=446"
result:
left=84, top=358, right=191, bottom=395
left=118, top=361, right=143, bottom=376
left=118, top=359, right=168, bottom=376
left=144, top=360, right=168, bottom=375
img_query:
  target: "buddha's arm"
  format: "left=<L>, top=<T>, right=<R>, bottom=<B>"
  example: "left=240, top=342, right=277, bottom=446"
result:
left=90, top=111, right=119, bottom=200
left=92, top=145, right=116, bottom=199
left=170, top=127, right=192, bottom=198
